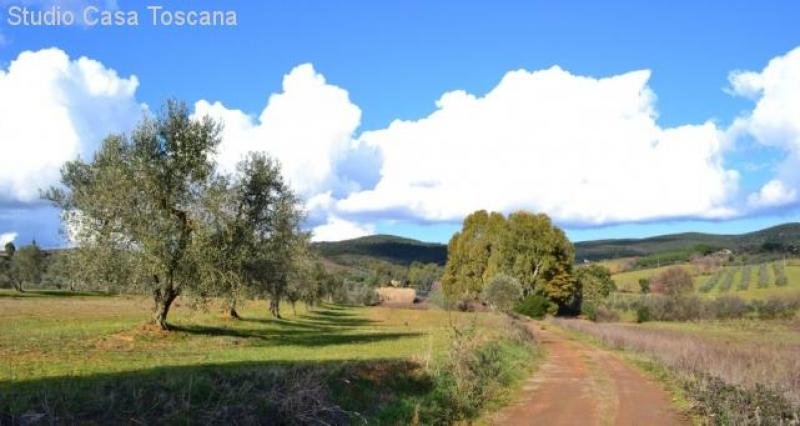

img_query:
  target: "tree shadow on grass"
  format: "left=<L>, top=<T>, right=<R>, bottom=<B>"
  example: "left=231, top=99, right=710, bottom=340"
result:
left=0, top=358, right=432, bottom=425
left=170, top=323, right=420, bottom=347
left=0, top=289, right=111, bottom=298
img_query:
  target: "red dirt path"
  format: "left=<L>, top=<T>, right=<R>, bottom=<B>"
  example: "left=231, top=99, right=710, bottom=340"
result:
left=490, top=322, right=687, bottom=426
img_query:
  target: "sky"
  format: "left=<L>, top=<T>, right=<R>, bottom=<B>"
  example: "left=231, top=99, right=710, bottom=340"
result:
left=1, top=0, right=800, bottom=247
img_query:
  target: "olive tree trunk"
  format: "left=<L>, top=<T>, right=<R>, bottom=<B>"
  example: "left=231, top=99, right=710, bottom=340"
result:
left=269, top=298, right=282, bottom=319
left=152, top=285, right=178, bottom=330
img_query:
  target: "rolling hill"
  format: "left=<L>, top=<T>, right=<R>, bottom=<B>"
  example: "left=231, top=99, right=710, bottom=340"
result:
left=312, top=223, right=800, bottom=267
left=574, top=223, right=800, bottom=261
left=312, top=234, right=448, bottom=266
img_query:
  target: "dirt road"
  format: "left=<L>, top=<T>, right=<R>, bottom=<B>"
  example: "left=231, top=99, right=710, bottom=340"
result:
left=491, top=322, right=687, bottom=426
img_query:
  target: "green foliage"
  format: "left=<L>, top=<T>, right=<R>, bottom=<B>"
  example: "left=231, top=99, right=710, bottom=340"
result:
left=412, top=319, right=537, bottom=424
left=576, top=264, right=616, bottom=318
left=406, top=261, right=443, bottom=292
left=717, top=267, right=737, bottom=292
left=737, top=266, right=752, bottom=291
left=482, top=273, right=522, bottom=313
left=773, top=262, right=788, bottom=286
left=638, top=277, right=651, bottom=294
left=758, top=263, right=770, bottom=288
left=2, top=241, right=46, bottom=292
left=443, top=210, right=576, bottom=311
left=514, top=294, right=555, bottom=319
left=45, top=101, right=304, bottom=328
left=629, top=294, right=799, bottom=322
left=442, top=210, right=505, bottom=300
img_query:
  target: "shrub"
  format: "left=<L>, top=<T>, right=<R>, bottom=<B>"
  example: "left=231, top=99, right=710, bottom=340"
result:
left=332, top=280, right=379, bottom=306
left=638, top=278, right=650, bottom=294
left=418, top=319, right=537, bottom=424
left=717, top=268, right=736, bottom=292
left=737, top=266, right=752, bottom=291
left=751, top=295, right=800, bottom=320
left=482, top=274, right=522, bottom=313
left=514, top=294, right=554, bottom=319
left=593, top=305, right=619, bottom=322
left=650, top=267, right=694, bottom=296
left=635, top=304, right=651, bottom=323
left=708, top=296, right=750, bottom=319
left=773, top=263, right=788, bottom=287
left=757, top=264, right=770, bottom=288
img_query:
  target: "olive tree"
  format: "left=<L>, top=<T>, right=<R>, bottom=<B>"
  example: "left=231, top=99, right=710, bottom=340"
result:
left=46, top=101, right=222, bottom=329
left=482, top=273, right=522, bottom=312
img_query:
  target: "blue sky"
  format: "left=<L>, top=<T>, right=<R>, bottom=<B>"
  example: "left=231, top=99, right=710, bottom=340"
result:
left=1, top=0, right=800, bottom=247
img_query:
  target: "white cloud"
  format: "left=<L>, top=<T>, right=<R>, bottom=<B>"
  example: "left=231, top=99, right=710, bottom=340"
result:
left=338, top=66, right=739, bottom=225
left=0, top=232, right=17, bottom=246
left=729, top=46, right=800, bottom=208
left=193, top=63, right=362, bottom=197
left=747, top=179, right=797, bottom=209
left=0, top=48, right=142, bottom=203
left=311, top=215, right=375, bottom=242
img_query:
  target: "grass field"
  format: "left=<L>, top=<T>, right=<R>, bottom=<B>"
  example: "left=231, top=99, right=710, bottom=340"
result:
left=0, top=290, right=536, bottom=423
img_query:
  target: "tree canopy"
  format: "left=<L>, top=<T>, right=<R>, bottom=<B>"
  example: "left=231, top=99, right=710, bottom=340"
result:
left=442, top=210, right=577, bottom=312
left=45, top=100, right=305, bottom=329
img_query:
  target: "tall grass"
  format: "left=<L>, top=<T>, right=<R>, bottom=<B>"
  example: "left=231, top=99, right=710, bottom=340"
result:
left=553, top=319, right=800, bottom=423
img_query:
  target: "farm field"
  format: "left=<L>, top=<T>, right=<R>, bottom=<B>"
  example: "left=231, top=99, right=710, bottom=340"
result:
left=0, top=290, right=534, bottom=423
left=611, top=262, right=800, bottom=300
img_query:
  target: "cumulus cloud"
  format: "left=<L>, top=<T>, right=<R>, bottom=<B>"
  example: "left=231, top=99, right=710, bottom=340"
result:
left=338, top=66, right=739, bottom=225
left=729, top=46, right=800, bottom=208
left=0, top=232, right=17, bottom=246
left=0, top=48, right=142, bottom=203
left=747, top=179, right=797, bottom=209
left=193, top=63, right=363, bottom=197
left=310, top=215, right=375, bottom=242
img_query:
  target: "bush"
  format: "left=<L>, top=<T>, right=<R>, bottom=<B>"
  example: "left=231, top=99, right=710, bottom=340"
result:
left=758, top=264, right=770, bottom=288
left=417, top=319, right=537, bottom=424
left=737, top=266, right=752, bottom=291
left=751, top=295, right=800, bottom=319
left=773, top=262, right=788, bottom=287
left=482, top=274, right=522, bottom=313
left=332, top=281, right=379, bottom=306
left=629, top=293, right=798, bottom=322
left=514, top=294, right=554, bottom=319
left=650, top=266, right=694, bottom=296
left=638, top=278, right=650, bottom=294
left=635, top=304, right=651, bottom=323
left=717, top=268, right=737, bottom=292
left=708, top=296, right=750, bottom=319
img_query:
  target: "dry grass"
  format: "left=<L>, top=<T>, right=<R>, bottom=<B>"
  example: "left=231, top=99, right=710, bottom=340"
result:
left=552, top=318, right=800, bottom=409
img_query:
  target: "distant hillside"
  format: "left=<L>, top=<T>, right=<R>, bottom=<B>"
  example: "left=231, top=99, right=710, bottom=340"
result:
left=575, top=223, right=800, bottom=261
left=312, top=234, right=448, bottom=266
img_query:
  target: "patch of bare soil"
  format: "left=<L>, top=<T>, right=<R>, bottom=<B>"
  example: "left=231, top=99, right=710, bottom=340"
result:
left=490, top=323, right=687, bottom=426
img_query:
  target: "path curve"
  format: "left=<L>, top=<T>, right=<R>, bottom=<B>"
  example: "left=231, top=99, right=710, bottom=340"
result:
left=491, top=322, right=687, bottom=426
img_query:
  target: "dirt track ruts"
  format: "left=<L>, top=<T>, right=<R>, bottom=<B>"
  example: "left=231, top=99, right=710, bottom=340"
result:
left=491, top=322, right=687, bottom=426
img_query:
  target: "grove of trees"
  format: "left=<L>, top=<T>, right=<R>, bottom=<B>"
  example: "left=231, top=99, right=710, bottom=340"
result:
left=44, top=101, right=320, bottom=329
